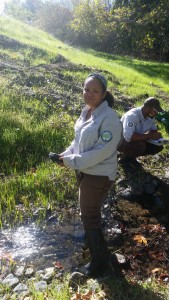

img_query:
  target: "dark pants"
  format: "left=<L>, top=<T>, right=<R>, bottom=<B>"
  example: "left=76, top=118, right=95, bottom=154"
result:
left=118, top=139, right=163, bottom=158
left=77, top=173, right=112, bottom=230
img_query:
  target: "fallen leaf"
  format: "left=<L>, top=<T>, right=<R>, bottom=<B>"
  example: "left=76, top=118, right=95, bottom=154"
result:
left=82, top=290, right=93, bottom=299
left=133, top=235, right=148, bottom=245
left=149, top=225, right=166, bottom=233
left=70, top=293, right=81, bottom=300
left=151, top=268, right=160, bottom=273
left=91, top=290, right=106, bottom=299
left=149, top=251, right=166, bottom=261
left=54, top=261, right=63, bottom=269
left=70, top=290, right=93, bottom=300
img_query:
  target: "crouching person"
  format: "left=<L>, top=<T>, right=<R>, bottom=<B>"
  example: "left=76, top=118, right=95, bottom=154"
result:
left=118, top=97, right=164, bottom=167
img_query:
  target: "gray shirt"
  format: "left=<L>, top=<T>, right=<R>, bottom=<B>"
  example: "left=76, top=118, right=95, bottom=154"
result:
left=121, top=107, right=157, bottom=142
left=62, top=101, right=122, bottom=180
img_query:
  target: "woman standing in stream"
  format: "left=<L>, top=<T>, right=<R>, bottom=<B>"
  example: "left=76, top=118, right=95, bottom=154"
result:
left=52, top=73, right=122, bottom=277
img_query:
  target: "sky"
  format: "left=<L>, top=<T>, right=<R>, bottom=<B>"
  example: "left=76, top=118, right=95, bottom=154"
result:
left=0, top=0, right=114, bottom=15
left=0, top=0, right=5, bottom=15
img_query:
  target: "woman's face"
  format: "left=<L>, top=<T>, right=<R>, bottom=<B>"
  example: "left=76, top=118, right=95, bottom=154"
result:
left=83, top=77, right=106, bottom=110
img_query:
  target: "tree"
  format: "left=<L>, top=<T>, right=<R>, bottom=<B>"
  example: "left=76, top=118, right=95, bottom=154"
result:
left=25, top=0, right=43, bottom=13
left=36, top=1, right=73, bottom=41
left=5, top=0, right=169, bottom=61
left=4, top=0, right=34, bottom=22
left=70, top=0, right=116, bottom=49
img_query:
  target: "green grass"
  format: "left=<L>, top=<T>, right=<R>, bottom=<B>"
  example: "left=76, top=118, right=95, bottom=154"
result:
left=0, top=163, right=77, bottom=227
left=0, top=87, right=76, bottom=226
left=0, top=272, right=168, bottom=300
left=1, top=16, right=169, bottom=102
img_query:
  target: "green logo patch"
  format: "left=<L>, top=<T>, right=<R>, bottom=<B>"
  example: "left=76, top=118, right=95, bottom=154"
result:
left=101, top=131, right=112, bottom=142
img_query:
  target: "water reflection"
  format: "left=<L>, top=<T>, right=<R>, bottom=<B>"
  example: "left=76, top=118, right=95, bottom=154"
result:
left=0, top=224, right=39, bottom=259
left=0, top=213, right=85, bottom=271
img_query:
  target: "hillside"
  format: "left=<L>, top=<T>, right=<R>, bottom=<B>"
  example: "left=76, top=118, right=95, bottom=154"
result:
left=1, top=16, right=169, bottom=100
left=0, top=16, right=169, bottom=300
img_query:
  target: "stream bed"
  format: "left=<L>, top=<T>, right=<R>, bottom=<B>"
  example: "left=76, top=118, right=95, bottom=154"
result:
left=0, top=212, right=85, bottom=272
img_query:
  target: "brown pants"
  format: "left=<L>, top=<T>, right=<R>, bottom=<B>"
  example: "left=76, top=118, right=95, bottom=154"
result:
left=118, top=139, right=163, bottom=158
left=77, top=172, right=112, bottom=230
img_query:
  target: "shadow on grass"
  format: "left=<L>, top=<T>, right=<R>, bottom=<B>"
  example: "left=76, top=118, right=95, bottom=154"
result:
left=100, top=273, right=166, bottom=300
left=86, top=49, right=169, bottom=84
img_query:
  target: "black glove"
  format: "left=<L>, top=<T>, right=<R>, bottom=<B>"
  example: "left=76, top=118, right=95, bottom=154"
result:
left=49, top=152, right=63, bottom=164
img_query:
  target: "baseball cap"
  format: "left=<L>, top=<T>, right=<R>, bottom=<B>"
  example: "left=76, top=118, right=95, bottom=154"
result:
left=144, top=97, right=163, bottom=112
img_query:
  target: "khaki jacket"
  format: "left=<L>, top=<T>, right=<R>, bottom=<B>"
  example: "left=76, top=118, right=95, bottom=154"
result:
left=121, top=107, right=157, bottom=142
left=62, top=101, right=122, bottom=180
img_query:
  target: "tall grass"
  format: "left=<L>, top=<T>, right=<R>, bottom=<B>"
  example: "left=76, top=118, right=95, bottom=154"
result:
left=0, top=90, right=75, bottom=174
left=0, top=88, right=77, bottom=226
left=0, top=163, right=77, bottom=227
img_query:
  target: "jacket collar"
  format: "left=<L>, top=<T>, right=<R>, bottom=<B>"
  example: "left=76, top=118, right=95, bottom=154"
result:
left=82, top=101, right=108, bottom=117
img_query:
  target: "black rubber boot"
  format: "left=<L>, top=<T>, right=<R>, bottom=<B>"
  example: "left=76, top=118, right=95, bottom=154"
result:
left=84, top=228, right=112, bottom=278
left=118, top=154, right=134, bottom=165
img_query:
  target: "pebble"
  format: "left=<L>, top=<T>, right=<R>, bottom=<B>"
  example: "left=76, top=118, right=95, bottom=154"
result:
left=13, top=283, right=29, bottom=293
left=114, top=253, right=126, bottom=264
left=15, top=266, right=25, bottom=277
left=2, top=274, right=19, bottom=288
left=34, top=280, right=47, bottom=291
left=25, top=267, right=34, bottom=277
left=69, top=272, right=86, bottom=290
left=0, top=264, right=60, bottom=298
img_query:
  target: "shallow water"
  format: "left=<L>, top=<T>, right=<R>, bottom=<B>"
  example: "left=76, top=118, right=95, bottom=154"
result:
left=0, top=213, right=85, bottom=271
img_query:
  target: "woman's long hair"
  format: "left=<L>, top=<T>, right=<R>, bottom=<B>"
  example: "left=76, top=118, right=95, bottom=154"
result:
left=103, top=90, right=114, bottom=108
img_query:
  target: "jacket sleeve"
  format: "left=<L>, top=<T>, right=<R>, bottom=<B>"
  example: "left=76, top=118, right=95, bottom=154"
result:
left=60, top=139, right=75, bottom=156
left=122, top=114, right=137, bottom=142
left=63, top=116, right=122, bottom=170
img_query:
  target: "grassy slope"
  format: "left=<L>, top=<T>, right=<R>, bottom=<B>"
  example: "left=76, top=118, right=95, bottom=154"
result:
left=1, top=16, right=169, bottom=104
